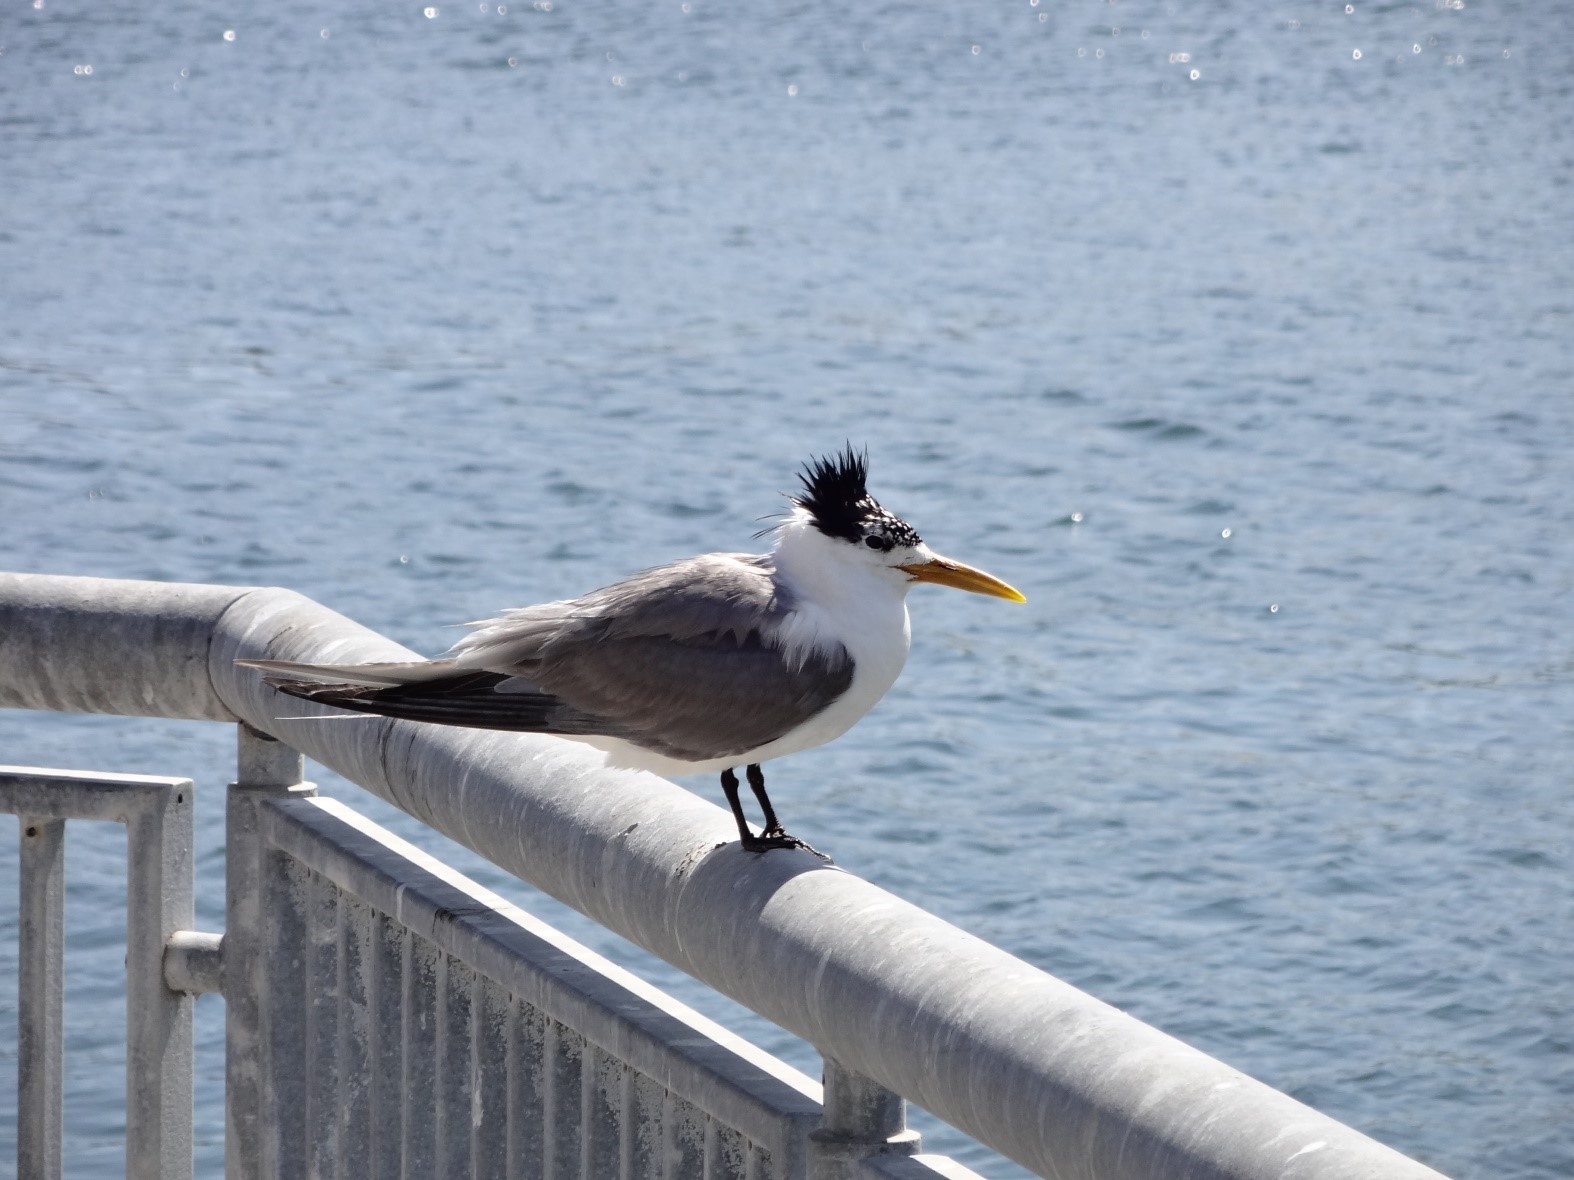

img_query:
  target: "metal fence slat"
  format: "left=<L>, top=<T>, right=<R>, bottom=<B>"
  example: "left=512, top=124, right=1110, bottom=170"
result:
left=402, top=934, right=440, bottom=1175
left=338, top=896, right=374, bottom=1180
left=368, top=913, right=404, bottom=1180
left=435, top=955, right=475, bottom=1177
left=17, top=816, right=65, bottom=1180
left=507, top=999, right=549, bottom=1176
left=472, top=976, right=510, bottom=1178
left=305, top=869, right=341, bottom=1180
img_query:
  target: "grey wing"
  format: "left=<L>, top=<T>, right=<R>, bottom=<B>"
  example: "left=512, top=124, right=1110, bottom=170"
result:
left=531, top=629, right=853, bottom=762
left=455, top=553, right=855, bottom=761
left=452, top=553, right=790, bottom=666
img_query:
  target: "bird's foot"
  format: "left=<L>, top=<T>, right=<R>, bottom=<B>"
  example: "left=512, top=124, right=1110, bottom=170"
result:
left=741, top=826, right=831, bottom=860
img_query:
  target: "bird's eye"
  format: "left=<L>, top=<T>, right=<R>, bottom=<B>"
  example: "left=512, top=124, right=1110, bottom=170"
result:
left=864, top=534, right=891, bottom=551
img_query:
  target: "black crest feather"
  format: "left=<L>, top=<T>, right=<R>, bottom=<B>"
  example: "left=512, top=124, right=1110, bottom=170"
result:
left=790, top=446, right=922, bottom=549
left=793, top=446, right=872, bottom=542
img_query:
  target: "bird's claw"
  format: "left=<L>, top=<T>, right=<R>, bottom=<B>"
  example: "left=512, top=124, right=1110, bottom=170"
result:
left=741, top=827, right=831, bottom=860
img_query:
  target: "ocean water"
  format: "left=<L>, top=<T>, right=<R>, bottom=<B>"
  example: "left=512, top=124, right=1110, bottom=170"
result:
left=1, top=0, right=1570, bottom=1176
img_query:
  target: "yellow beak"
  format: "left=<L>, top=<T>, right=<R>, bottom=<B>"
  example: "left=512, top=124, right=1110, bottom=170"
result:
left=897, top=554, right=1027, bottom=602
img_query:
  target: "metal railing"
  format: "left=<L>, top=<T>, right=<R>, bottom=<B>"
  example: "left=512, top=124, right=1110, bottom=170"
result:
left=252, top=791, right=826, bottom=1179
left=2, top=748, right=963, bottom=1180
left=3, top=768, right=195, bottom=1179
left=0, top=571, right=1453, bottom=1180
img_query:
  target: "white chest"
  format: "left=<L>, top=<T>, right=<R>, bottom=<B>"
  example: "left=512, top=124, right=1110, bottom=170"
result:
left=758, top=584, right=912, bottom=760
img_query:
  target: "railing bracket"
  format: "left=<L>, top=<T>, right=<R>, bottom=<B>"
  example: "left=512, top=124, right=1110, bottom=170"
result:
left=163, top=930, right=225, bottom=996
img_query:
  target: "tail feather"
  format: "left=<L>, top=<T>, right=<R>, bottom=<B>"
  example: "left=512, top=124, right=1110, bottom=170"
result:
left=237, top=657, right=461, bottom=688
left=257, top=669, right=618, bottom=737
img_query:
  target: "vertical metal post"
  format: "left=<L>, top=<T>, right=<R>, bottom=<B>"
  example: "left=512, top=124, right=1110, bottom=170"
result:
left=264, top=856, right=311, bottom=1175
left=226, top=724, right=313, bottom=1180
left=17, top=816, right=65, bottom=1180
left=124, top=777, right=196, bottom=1180
left=810, top=1059, right=921, bottom=1180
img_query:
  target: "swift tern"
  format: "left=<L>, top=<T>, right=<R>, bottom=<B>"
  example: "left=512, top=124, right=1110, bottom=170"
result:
left=242, top=448, right=1025, bottom=853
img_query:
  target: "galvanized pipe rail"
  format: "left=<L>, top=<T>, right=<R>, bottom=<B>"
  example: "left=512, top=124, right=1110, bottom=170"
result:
left=0, top=572, right=1451, bottom=1180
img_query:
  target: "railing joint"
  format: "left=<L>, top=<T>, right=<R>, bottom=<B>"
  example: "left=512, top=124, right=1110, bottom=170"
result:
left=163, top=930, right=225, bottom=996
left=809, top=1059, right=922, bottom=1179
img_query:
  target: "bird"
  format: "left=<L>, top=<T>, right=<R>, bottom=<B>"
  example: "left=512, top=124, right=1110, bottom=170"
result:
left=240, top=447, right=1025, bottom=854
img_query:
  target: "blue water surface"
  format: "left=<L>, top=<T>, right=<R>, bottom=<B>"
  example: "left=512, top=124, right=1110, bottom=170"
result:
left=1, top=1, right=1570, bottom=1176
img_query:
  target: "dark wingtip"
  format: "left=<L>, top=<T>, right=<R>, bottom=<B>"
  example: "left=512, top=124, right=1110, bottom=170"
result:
left=263, top=677, right=373, bottom=705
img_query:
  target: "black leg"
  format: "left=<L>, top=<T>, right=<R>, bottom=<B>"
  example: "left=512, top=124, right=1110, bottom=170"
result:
left=745, top=763, right=786, bottom=838
left=742, top=764, right=828, bottom=859
left=719, top=768, right=756, bottom=848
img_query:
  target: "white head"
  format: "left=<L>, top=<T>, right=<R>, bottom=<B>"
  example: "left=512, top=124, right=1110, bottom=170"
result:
left=771, top=447, right=1026, bottom=603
